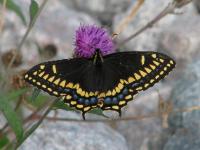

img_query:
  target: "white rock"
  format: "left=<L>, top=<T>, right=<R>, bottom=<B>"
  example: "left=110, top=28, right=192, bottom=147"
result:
left=113, top=0, right=175, bottom=51
left=115, top=83, right=173, bottom=150
left=19, top=110, right=128, bottom=150
left=61, top=0, right=131, bottom=24
left=0, top=0, right=99, bottom=64
left=113, top=0, right=197, bottom=54
left=158, top=4, right=200, bottom=62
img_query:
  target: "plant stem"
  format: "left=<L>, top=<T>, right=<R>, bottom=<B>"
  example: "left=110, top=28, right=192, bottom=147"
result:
left=113, top=0, right=144, bottom=39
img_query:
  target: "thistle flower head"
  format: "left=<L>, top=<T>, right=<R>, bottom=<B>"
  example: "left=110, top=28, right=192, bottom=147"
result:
left=74, top=25, right=115, bottom=58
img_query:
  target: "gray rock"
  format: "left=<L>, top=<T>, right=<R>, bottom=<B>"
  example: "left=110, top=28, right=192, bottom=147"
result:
left=163, top=129, right=200, bottom=150
left=0, top=114, right=6, bottom=129
left=19, top=111, right=128, bottom=150
left=35, top=0, right=99, bottom=57
left=194, top=0, right=200, bottom=13
left=113, top=0, right=176, bottom=51
left=113, top=0, right=198, bottom=60
left=156, top=3, right=200, bottom=80
left=27, top=0, right=99, bottom=62
left=147, top=129, right=173, bottom=150
left=0, top=12, right=25, bottom=53
left=115, top=83, right=173, bottom=150
left=148, top=60, right=200, bottom=150
left=158, top=4, right=200, bottom=69
left=61, top=0, right=131, bottom=25
left=0, top=0, right=99, bottom=64
left=168, top=60, right=200, bottom=131
left=113, top=1, right=198, bottom=81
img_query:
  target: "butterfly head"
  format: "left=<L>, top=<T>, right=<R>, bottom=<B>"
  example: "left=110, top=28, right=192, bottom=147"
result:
left=74, top=25, right=115, bottom=58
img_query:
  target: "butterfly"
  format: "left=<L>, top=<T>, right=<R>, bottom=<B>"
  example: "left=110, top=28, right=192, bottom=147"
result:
left=24, top=49, right=175, bottom=119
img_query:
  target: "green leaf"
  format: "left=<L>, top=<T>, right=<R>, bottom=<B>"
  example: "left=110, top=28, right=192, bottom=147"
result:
left=0, top=73, right=3, bottom=81
left=53, top=101, right=76, bottom=112
left=30, top=88, right=41, bottom=102
left=89, top=108, right=108, bottom=118
left=0, top=0, right=26, bottom=25
left=29, top=0, right=39, bottom=24
left=0, top=96, right=24, bottom=142
left=28, top=94, right=48, bottom=108
left=15, top=120, right=39, bottom=149
left=54, top=101, right=108, bottom=118
left=4, top=88, right=27, bottom=102
left=15, top=98, right=58, bottom=149
left=0, top=134, right=9, bottom=149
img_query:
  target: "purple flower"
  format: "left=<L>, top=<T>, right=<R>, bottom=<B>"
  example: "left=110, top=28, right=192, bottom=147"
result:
left=74, top=25, right=115, bottom=58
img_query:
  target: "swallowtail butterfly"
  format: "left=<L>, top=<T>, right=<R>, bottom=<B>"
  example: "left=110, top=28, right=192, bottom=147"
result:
left=24, top=25, right=175, bottom=119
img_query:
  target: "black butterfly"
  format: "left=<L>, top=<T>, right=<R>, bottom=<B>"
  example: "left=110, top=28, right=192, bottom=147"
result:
left=24, top=49, right=175, bottom=119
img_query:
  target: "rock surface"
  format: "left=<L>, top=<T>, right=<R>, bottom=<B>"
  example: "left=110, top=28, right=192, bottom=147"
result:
left=19, top=111, right=128, bottom=150
left=62, top=0, right=132, bottom=25
left=194, top=0, right=200, bottom=13
left=113, top=0, right=175, bottom=51
left=147, top=60, right=200, bottom=150
left=113, top=1, right=200, bottom=80
left=0, top=114, right=6, bottom=129
left=34, top=0, right=99, bottom=59
left=0, top=0, right=99, bottom=64
left=157, top=4, right=200, bottom=78
left=168, top=60, right=200, bottom=132
left=114, top=83, right=173, bottom=150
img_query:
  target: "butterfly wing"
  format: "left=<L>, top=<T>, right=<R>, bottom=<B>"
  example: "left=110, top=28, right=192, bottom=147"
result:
left=100, top=51, right=176, bottom=114
left=24, top=58, right=97, bottom=114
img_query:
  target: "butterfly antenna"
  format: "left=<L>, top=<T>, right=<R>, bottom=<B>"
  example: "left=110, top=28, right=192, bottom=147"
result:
left=99, top=53, right=104, bottom=63
left=93, top=53, right=97, bottom=64
left=93, top=49, right=104, bottom=64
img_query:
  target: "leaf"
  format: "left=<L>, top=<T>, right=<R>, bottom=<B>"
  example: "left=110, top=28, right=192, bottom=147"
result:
left=30, top=88, right=41, bottom=102
left=28, top=94, right=48, bottom=108
left=53, top=101, right=76, bottom=112
left=54, top=101, right=108, bottom=118
left=15, top=120, right=40, bottom=149
left=0, top=134, right=9, bottom=149
left=29, top=0, right=39, bottom=24
left=0, top=73, right=3, bottom=81
left=0, top=0, right=26, bottom=25
left=15, top=98, right=57, bottom=149
left=4, top=88, right=27, bottom=102
left=89, top=108, right=108, bottom=118
left=0, top=96, right=24, bottom=142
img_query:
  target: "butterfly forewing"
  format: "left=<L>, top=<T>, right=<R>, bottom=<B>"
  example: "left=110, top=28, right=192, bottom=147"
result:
left=24, top=51, right=175, bottom=118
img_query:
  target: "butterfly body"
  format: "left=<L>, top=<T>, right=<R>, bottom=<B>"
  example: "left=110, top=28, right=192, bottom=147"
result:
left=24, top=49, right=175, bottom=119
